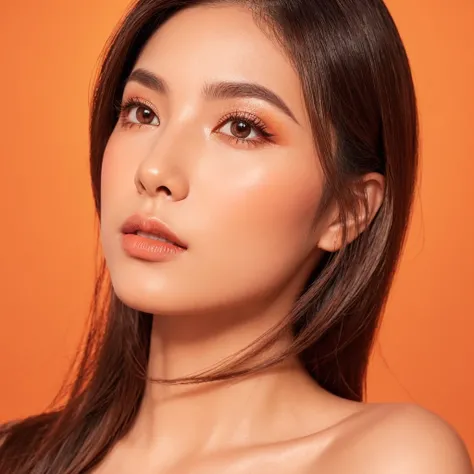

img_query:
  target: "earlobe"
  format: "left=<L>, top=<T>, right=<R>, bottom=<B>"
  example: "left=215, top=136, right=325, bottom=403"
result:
left=317, top=221, right=346, bottom=253
left=317, top=173, right=385, bottom=252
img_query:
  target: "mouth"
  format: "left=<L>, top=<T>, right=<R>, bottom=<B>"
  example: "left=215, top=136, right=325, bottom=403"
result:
left=121, top=214, right=188, bottom=250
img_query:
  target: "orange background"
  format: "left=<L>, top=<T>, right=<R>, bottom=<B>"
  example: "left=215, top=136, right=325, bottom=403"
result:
left=1, top=0, right=473, bottom=458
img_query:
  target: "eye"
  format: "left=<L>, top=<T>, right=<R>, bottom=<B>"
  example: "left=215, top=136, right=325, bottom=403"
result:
left=116, top=97, right=160, bottom=128
left=219, top=120, right=259, bottom=140
left=125, top=105, right=159, bottom=126
left=214, top=111, right=274, bottom=147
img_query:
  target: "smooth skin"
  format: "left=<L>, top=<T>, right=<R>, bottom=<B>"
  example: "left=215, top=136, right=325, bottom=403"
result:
left=95, top=4, right=472, bottom=473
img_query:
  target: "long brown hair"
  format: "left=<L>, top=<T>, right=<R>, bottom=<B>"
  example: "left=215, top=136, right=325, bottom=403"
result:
left=0, top=0, right=418, bottom=472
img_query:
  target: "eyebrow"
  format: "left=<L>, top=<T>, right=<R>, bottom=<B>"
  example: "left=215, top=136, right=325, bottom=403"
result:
left=126, top=68, right=299, bottom=125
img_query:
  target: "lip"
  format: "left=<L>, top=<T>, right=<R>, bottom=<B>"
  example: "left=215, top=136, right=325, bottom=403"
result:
left=121, top=214, right=188, bottom=249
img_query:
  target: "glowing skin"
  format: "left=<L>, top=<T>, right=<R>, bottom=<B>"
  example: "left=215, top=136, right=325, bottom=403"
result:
left=100, top=12, right=325, bottom=320
left=94, top=4, right=469, bottom=474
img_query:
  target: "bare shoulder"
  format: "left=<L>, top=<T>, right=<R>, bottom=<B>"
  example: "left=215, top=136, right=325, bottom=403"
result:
left=322, top=402, right=473, bottom=474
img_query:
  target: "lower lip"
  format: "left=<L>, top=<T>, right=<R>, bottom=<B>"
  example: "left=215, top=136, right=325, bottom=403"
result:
left=121, top=233, right=186, bottom=262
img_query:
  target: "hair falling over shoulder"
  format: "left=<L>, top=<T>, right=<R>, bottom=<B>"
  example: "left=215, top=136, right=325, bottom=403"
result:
left=0, top=0, right=418, bottom=472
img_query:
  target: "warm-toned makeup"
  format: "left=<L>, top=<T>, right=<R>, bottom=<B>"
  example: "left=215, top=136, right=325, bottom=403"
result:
left=100, top=5, right=325, bottom=319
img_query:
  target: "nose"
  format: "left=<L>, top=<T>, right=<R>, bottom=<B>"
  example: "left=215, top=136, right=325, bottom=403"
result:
left=134, top=146, right=190, bottom=201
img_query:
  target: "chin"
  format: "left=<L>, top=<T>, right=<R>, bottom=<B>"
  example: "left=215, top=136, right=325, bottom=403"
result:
left=110, top=275, right=183, bottom=315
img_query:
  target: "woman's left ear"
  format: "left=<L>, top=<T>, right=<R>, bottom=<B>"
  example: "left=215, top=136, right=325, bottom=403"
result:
left=317, top=173, right=385, bottom=252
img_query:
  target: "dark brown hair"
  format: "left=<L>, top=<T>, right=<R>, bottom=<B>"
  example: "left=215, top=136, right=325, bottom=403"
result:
left=0, top=0, right=418, bottom=472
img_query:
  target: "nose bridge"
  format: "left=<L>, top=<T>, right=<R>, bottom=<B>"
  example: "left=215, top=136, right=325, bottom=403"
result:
left=135, top=120, right=195, bottom=200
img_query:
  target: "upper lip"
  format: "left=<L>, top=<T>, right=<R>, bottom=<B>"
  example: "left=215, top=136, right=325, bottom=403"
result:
left=121, top=214, right=188, bottom=249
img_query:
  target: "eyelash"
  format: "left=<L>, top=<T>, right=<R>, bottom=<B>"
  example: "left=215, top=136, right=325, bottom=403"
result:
left=115, top=97, right=275, bottom=148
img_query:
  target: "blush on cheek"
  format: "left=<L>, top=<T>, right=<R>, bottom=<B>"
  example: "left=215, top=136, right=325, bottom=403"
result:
left=237, top=174, right=322, bottom=232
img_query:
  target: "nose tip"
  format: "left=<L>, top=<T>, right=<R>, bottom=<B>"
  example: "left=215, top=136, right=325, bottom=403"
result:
left=135, top=172, right=172, bottom=197
left=134, top=162, right=189, bottom=201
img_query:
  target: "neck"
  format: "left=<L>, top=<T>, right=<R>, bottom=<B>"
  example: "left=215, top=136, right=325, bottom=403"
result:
left=123, top=302, right=325, bottom=466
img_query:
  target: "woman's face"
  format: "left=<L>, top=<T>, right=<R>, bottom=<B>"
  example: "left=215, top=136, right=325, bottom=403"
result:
left=101, top=4, right=328, bottom=317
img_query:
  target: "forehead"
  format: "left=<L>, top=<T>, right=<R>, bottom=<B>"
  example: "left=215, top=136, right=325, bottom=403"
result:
left=134, top=4, right=305, bottom=117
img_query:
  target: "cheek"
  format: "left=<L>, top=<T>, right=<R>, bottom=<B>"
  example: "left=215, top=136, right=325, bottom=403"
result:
left=100, top=132, right=143, bottom=221
left=192, top=149, right=324, bottom=285
left=204, top=154, right=323, bottom=247
left=99, top=134, right=138, bottom=255
left=101, top=136, right=129, bottom=208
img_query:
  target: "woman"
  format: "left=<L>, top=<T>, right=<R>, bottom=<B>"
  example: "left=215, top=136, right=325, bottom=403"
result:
left=0, top=0, right=472, bottom=472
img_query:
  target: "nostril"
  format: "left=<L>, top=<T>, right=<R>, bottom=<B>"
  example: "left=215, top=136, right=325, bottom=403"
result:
left=155, top=185, right=172, bottom=196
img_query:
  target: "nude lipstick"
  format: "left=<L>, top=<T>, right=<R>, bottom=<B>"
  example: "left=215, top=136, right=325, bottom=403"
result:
left=120, top=214, right=187, bottom=262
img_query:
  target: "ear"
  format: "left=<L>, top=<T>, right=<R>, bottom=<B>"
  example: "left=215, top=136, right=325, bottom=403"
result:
left=317, top=173, right=385, bottom=252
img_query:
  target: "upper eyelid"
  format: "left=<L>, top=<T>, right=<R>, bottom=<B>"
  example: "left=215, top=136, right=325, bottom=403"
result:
left=217, top=110, right=266, bottom=126
left=119, top=96, right=157, bottom=112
